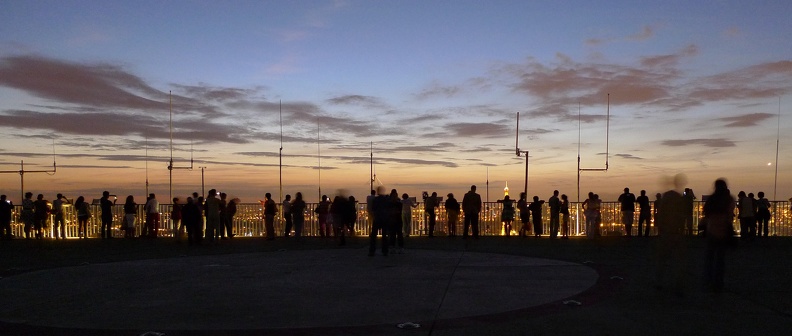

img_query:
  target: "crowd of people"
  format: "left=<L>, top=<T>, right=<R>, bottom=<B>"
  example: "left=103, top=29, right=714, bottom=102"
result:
left=0, top=181, right=786, bottom=245
left=2, top=178, right=790, bottom=295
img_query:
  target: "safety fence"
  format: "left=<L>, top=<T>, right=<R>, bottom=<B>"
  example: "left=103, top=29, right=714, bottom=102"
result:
left=6, top=201, right=792, bottom=239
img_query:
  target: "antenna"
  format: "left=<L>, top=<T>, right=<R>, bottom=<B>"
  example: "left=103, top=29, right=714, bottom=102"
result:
left=145, top=136, right=149, bottom=196
left=577, top=94, right=611, bottom=234
left=774, top=96, right=781, bottom=201
left=167, top=90, right=194, bottom=201
left=279, top=100, right=283, bottom=216
left=486, top=167, right=489, bottom=203
left=515, top=112, right=529, bottom=197
left=317, top=117, right=321, bottom=201
left=0, top=140, right=57, bottom=202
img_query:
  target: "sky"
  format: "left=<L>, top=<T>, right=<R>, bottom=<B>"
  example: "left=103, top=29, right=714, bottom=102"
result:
left=1, top=0, right=791, bottom=204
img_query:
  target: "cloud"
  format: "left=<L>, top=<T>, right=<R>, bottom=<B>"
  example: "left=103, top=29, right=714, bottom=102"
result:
left=640, top=45, right=698, bottom=68
left=0, top=55, right=229, bottom=119
left=0, top=109, right=251, bottom=144
left=627, top=26, right=654, bottom=41
left=496, top=51, right=792, bottom=120
left=235, top=151, right=459, bottom=168
left=585, top=25, right=656, bottom=47
left=717, top=113, right=776, bottom=127
left=66, top=25, right=114, bottom=47
left=172, top=83, right=265, bottom=102
left=445, top=122, right=511, bottom=138
left=326, top=94, right=385, bottom=108
left=0, top=55, right=166, bottom=110
left=414, top=81, right=462, bottom=100
left=661, top=138, right=736, bottom=148
left=264, top=54, right=302, bottom=75
left=614, top=153, right=643, bottom=160
left=723, top=27, right=741, bottom=38
left=686, top=61, right=792, bottom=102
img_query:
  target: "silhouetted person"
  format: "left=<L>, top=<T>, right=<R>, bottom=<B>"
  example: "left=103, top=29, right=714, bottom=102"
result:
left=316, top=195, right=331, bottom=237
left=636, top=190, right=652, bottom=237
left=618, top=187, right=636, bottom=237
left=51, top=193, right=69, bottom=239
left=401, top=193, right=417, bottom=237
left=291, top=192, right=307, bottom=240
left=682, top=188, right=696, bottom=236
left=548, top=190, right=561, bottom=238
left=346, top=196, right=357, bottom=236
left=21, top=192, right=34, bottom=239
left=654, top=174, right=687, bottom=295
left=755, top=191, right=771, bottom=237
left=517, top=192, right=530, bottom=237
left=369, top=186, right=390, bottom=256
left=218, top=192, right=228, bottom=239
left=314, top=195, right=332, bottom=238
left=445, top=193, right=460, bottom=237
left=32, top=194, right=50, bottom=239
left=100, top=191, right=115, bottom=239
left=593, top=194, right=603, bottom=235
left=498, top=195, right=515, bottom=236
left=172, top=197, right=183, bottom=239
left=583, top=192, right=598, bottom=239
left=225, top=195, right=237, bottom=238
left=703, top=179, right=735, bottom=293
left=462, top=185, right=482, bottom=239
left=366, top=189, right=375, bottom=230
left=0, top=195, right=13, bottom=239
left=424, top=192, right=439, bottom=237
left=204, top=189, right=221, bottom=243
left=560, top=194, right=570, bottom=239
left=196, top=196, right=205, bottom=235
left=654, top=192, right=662, bottom=235
left=737, top=191, right=755, bottom=240
left=144, top=193, right=160, bottom=238
left=182, top=197, right=202, bottom=245
left=282, top=194, right=293, bottom=237
left=528, top=196, right=545, bottom=237
left=123, top=195, right=137, bottom=238
left=74, top=196, right=91, bottom=239
left=388, top=189, right=405, bottom=252
left=331, top=191, right=351, bottom=246
left=263, top=192, right=277, bottom=240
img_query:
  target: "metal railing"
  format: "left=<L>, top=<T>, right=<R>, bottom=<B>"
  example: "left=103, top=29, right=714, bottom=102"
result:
left=6, top=201, right=791, bottom=239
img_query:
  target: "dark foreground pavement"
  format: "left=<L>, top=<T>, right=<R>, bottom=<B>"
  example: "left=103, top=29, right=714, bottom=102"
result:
left=1, top=235, right=791, bottom=336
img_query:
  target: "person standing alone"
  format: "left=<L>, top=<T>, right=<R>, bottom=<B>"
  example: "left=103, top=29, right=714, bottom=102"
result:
left=618, top=187, right=636, bottom=237
left=100, top=191, right=115, bottom=239
left=462, top=185, right=482, bottom=239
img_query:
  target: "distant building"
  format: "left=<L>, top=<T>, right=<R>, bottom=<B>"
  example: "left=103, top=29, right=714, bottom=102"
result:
left=504, top=181, right=509, bottom=197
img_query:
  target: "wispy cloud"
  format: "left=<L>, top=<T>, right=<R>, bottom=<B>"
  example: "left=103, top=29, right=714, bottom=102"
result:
left=717, top=112, right=776, bottom=127
left=627, top=25, right=654, bottom=41
left=236, top=151, right=458, bottom=168
left=495, top=50, right=792, bottom=121
left=326, top=94, right=385, bottom=108
left=661, top=138, right=736, bottom=148
left=414, top=81, right=462, bottom=100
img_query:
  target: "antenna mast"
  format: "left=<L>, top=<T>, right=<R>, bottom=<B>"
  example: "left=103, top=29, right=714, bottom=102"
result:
left=515, top=112, right=529, bottom=197
left=279, top=100, right=283, bottom=214
left=774, top=96, right=781, bottom=201
left=168, top=90, right=194, bottom=202
left=577, top=94, right=611, bottom=233
left=317, top=117, right=321, bottom=201
left=0, top=141, right=57, bottom=202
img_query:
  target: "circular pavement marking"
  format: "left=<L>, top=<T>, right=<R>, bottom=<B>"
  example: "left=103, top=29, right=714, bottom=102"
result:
left=0, top=249, right=598, bottom=330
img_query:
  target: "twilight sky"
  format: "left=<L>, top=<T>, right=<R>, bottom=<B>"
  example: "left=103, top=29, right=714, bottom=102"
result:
left=1, top=0, right=791, bottom=204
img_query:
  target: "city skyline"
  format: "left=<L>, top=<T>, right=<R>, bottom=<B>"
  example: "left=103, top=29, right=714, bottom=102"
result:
left=1, top=0, right=791, bottom=203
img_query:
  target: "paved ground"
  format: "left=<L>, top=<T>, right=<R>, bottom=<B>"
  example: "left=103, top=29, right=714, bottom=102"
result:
left=1, top=235, right=791, bottom=335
